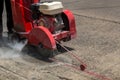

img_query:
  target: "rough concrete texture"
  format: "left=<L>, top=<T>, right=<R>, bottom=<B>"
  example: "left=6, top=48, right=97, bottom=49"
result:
left=0, top=0, right=120, bottom=80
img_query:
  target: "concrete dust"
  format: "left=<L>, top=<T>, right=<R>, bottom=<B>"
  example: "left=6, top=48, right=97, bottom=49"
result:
left=7, top=39, right=28, bottom=51
left=0, top=40, right=27, bottom=59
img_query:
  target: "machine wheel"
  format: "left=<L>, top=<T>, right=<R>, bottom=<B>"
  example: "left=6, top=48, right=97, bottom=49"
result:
left=37, top=43, right=58, bottom=58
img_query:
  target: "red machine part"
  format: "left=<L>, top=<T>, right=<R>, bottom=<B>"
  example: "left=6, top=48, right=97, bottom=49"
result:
left=52, top=10, right=77, bottom=41
left=11, top=0, right=40, bottom=32
left=36, top=10, right=77, bottom=42
left=28, top=26, right=56, bottom=50
left=62, top=10, right=77, bottom=39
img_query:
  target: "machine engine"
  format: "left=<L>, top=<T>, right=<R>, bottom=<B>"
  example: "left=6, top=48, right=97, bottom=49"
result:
left=31, top=1, right=65, bottom=34
left=38, top=14, right=65, bottom=34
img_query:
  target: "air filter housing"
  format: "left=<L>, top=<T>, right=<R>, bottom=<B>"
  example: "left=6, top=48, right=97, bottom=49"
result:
left=39, top=1, right=63, bottom=15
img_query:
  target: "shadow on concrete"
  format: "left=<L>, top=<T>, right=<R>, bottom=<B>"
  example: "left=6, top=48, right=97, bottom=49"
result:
left=21, top=44, right=74, bottom=63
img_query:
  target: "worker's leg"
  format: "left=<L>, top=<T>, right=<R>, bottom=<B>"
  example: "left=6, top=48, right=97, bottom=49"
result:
left=0, top=0, right=4, bottom=37
left=5, top=0, right=14, bottom=34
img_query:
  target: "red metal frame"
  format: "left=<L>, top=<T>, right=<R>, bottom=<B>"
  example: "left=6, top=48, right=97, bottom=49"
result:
left=63, top=10, right=77, bottom=39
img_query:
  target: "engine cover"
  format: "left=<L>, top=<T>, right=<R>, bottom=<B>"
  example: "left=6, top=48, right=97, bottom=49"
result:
left=39, top=1, right=63, bottom=15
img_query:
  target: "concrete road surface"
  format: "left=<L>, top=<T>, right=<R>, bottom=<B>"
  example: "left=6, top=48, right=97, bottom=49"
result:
left=0, top=0, right=120, bottom=80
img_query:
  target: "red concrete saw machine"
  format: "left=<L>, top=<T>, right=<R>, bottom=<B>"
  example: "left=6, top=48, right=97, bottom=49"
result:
left=10, top=0, right=76, bottom=58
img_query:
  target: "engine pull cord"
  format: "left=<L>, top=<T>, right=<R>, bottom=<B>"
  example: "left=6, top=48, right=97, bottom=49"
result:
left=54, top=41, right=111, bottom=80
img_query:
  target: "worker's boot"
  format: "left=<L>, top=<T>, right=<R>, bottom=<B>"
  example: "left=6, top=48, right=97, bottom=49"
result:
left=8, top=31, right=14, bottom=41
left=0, top=32, right=3, bottom=47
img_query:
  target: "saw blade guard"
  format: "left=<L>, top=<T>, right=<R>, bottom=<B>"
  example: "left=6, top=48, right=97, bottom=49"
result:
left=28, top=26, right=56, bottom=50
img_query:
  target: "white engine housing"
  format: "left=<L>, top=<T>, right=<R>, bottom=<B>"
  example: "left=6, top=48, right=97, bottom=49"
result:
left=39, top=1, right=63, bottom=15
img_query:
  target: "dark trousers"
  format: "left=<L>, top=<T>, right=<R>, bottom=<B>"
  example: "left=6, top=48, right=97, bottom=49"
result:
left=0, top=0, right=14, bottom=33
